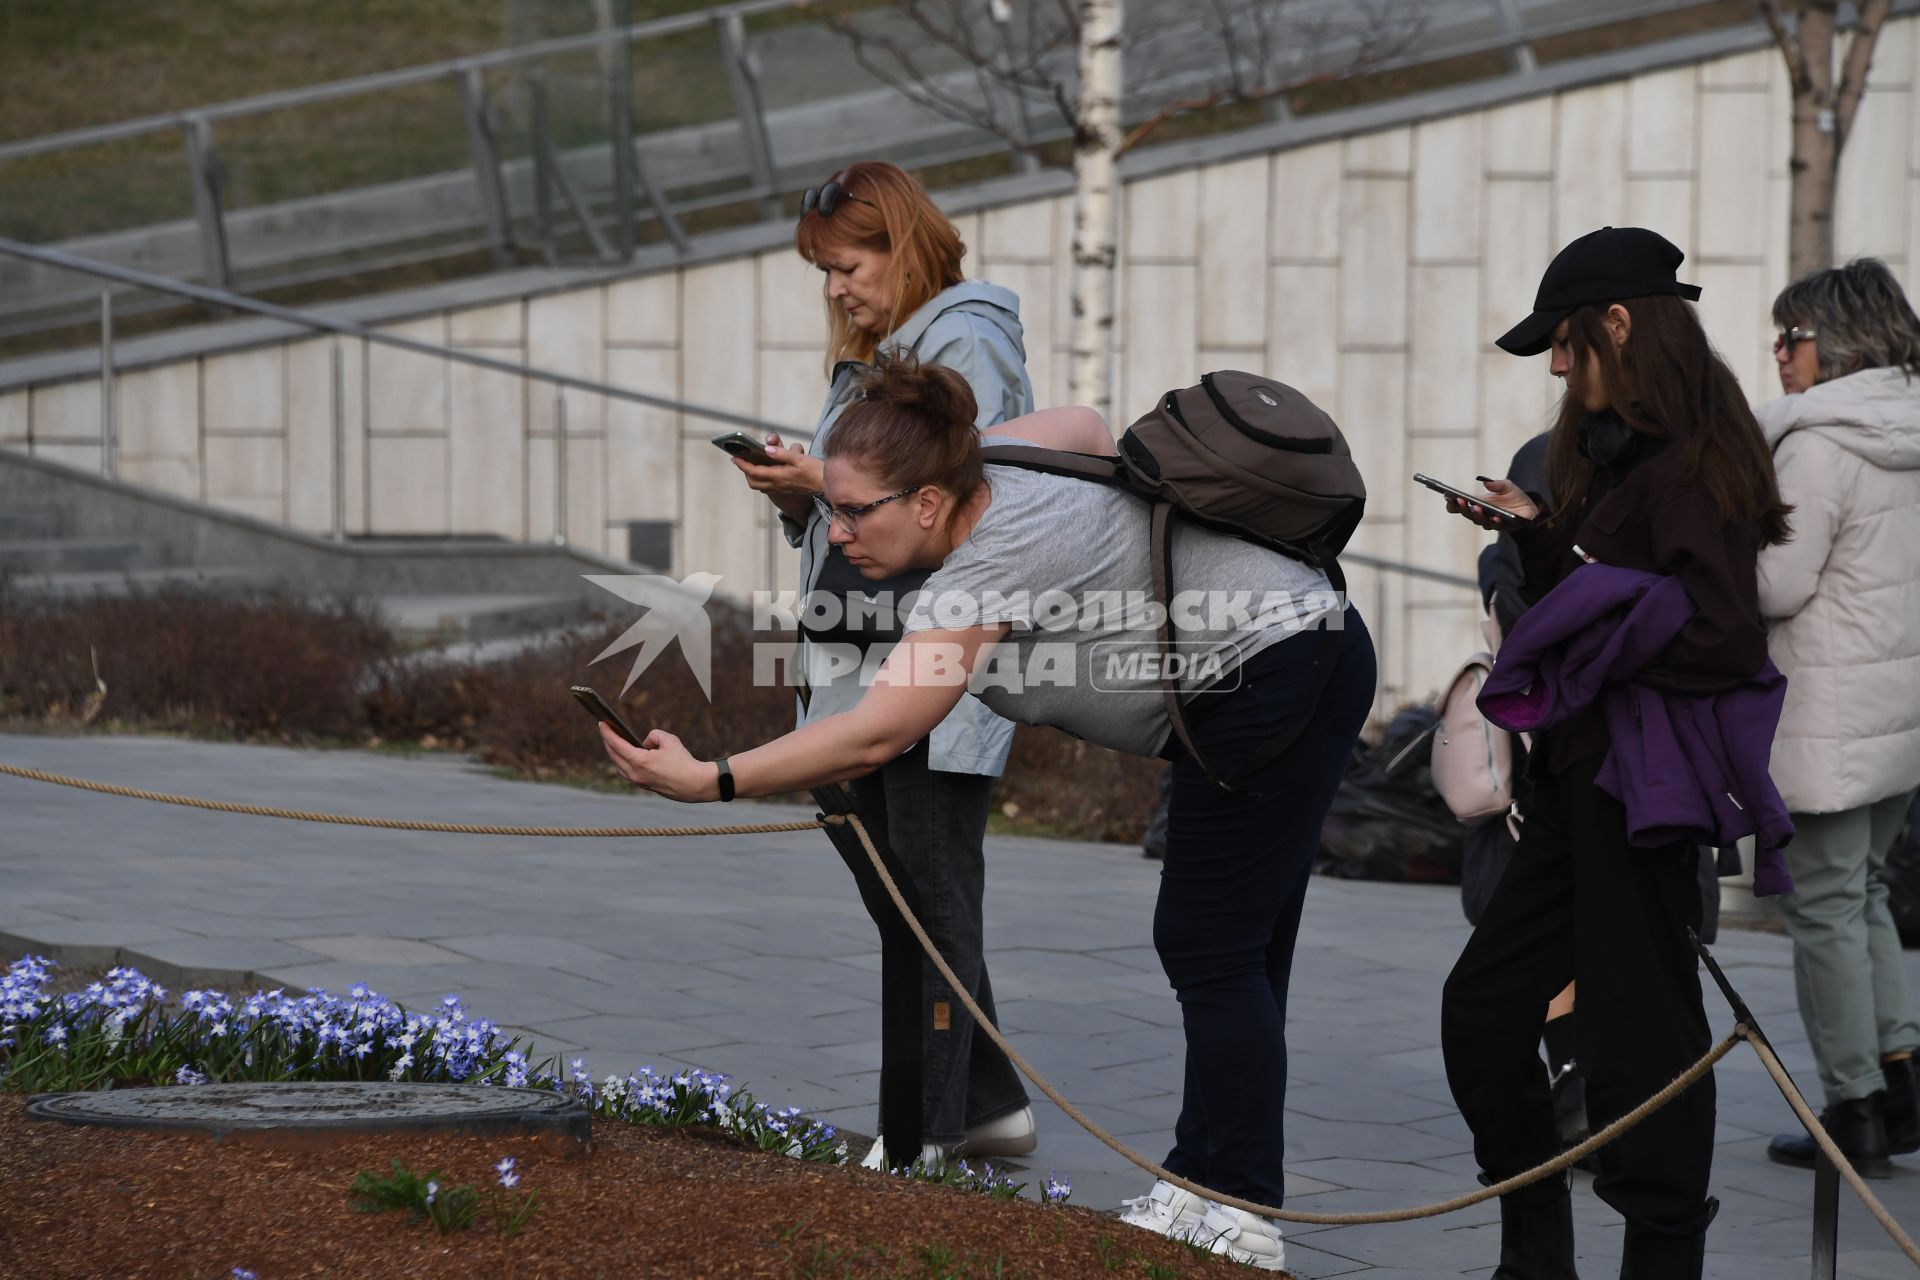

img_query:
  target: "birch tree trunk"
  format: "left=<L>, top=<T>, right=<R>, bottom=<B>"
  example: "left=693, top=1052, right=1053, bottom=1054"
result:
left=1068, top=0, right=1123, bottom=419
left=1787, top=3, right=1840, bottom=278
left=1769, top=0, right=1892, bottom=279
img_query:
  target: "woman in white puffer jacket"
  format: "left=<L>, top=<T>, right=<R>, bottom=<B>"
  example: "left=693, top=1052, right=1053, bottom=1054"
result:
left=1759, top=258, right=1920, bottom=1177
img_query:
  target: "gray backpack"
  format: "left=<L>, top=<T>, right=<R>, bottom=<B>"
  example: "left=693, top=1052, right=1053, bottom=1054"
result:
left=981, top=371, right=1367, bottom=791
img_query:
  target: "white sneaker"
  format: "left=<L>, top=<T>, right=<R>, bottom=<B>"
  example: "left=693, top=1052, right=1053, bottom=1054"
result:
left=1194, top=1201, right=1286, bottom=1270
left=858, top=1136, right=947, bottom=1171
left=956, top=1104, right=1037, bottom=1157
left=1117, top=1179, right=1209, bottom=1239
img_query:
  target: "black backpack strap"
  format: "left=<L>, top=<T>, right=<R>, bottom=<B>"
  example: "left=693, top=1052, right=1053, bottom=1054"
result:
left=979, top=444, right=1128, bottom=488
left=1159, top=528, right=1350, bottom=796
left=1150, top=501, right=1238, bottom=793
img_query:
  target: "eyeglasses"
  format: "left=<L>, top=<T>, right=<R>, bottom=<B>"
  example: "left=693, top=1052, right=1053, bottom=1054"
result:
left=813, top=485, right=918, bottom=537
left=1774, top=325, right=1818, bottom=355
left=799, top=180, right=877, bottom=222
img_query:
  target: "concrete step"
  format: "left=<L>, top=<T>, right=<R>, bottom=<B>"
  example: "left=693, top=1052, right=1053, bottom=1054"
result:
left=3, top=564, right=282, bottom=599
left=0, top=509, right=62, bottom=539
left=0, top=536, right=153, bottom=574
left=370, top=593, right=598, bottom=646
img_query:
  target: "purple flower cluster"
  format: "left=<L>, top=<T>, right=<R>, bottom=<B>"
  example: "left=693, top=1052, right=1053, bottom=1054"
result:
left=1, top=958, right=1005, bottom=1182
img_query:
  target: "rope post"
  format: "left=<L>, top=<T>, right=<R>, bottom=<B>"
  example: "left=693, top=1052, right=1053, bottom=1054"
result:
left=1813, top=1149, right=1839, bottom=1280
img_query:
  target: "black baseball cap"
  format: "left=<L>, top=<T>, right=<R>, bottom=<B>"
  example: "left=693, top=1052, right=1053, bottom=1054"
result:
left=1496, top=226, right=1702, bottom=357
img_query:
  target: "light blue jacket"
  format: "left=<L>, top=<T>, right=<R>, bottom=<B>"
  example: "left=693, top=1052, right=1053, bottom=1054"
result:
left=783, top=280, right=1034, bottom=776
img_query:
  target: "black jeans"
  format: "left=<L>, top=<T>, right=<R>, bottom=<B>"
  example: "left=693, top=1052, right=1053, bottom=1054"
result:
left=1442, top=753, right=1717, bottom=1237
left=1155, top=609, right=1377, bottom=1205
left=849, top=744, right=1029, bottom=1141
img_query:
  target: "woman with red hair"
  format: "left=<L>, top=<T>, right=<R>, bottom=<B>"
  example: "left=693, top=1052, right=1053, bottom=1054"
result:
left=730, top=161, right=1037, bottom=1167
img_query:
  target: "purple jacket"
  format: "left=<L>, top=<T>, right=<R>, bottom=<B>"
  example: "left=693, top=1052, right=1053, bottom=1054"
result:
left=1477, top=563, right=1795, bottom=896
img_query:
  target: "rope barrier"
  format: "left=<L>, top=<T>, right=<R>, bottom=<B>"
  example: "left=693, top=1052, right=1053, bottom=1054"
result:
left=0, top=763, right=828, bottom=838
left=4, top=760, right=1919, bottom=1259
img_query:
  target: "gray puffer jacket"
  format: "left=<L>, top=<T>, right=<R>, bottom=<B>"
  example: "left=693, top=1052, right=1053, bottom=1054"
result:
left=1757, top=365, right=1920, bottom=814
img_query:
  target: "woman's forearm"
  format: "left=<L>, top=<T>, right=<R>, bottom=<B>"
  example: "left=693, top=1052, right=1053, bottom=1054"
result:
left=729, top=710, right=907, bottom=797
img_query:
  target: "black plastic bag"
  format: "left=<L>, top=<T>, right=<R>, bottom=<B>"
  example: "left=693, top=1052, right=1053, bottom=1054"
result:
left=1315, top=706, right=1463, bottom=884
left=1882, top=793, right=1920, bottom=949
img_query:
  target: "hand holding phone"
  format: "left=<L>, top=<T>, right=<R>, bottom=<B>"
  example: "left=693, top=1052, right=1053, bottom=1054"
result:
left=1414, top=472, right=1539, bottom=530
left=570, top=685, right=643, bottom=747
left=711, top=430, right=777, bottom=467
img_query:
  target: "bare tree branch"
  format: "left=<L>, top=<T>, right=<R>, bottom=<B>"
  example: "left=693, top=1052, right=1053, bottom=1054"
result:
left=1753, top=0, right=1809, bottom=90
left=1835, top=0, right=1896, bottom=146
left=811, top=0, right=1426, bottom=170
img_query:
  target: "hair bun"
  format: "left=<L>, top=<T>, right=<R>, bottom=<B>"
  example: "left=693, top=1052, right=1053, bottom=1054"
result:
left=862, top=353, right=978, bottom=427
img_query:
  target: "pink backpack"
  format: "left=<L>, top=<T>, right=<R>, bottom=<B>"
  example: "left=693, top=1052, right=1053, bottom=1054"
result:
left=1428, top=651, right=1515, bottom=824
left=1391, top=614, right=1518, bottom=827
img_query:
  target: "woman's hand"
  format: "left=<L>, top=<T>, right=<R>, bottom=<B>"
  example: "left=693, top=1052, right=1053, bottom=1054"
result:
left=599, top=724, right=719, bottom=802
left=1446, top=476, right=1541, bottom=530
left=734, top=432, right=824, bottom=492
left=732, top=434, right=821, bottom=524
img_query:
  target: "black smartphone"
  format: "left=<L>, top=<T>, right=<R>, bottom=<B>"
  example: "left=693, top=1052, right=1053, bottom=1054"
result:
left=1413, top=472, right=1535, bottom=529
left=711, top=430, right=777, bottom=467
left=570, top=685, right=643, bottom=747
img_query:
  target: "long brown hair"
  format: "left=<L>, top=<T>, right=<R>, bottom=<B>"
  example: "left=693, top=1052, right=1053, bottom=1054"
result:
left=794, top=162, right=967, bottom=365
left=1548, top=296, right=1792, bottom=546
left=823, top=356, right=984, bottom=535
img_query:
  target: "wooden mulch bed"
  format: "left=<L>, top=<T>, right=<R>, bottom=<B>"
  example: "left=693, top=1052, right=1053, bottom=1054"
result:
left=0, top=1093, right=1278, bottom=1279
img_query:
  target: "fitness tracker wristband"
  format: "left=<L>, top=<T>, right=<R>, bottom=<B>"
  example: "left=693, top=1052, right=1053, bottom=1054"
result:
left=714, top=755, right=736, bottom=802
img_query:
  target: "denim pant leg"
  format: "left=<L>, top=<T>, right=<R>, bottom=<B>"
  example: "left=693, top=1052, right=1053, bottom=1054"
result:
left=850, top=744, right=1028, bottom=1141
left=1869, top=791, right=1920, bottom=1062
left=1154, top=612, right=1376, bottom=1204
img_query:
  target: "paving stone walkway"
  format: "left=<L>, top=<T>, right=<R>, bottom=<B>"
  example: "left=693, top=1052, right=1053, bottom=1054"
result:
left=3, top=730, right=1916, bottom=1278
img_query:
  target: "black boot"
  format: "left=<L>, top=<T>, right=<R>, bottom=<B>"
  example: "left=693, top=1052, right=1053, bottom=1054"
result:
left=1882, top=1057, right=1920, bottom=1154
left=1492, top=1181, right=1578, bottom=1280
left=1766, top=1093, right=1893, bottom=1177
left=1618, top=1200, right=1715, bottom=1280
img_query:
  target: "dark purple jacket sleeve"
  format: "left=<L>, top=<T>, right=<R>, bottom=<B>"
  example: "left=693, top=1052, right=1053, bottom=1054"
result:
left=1638, top=489, right=1769, bottom=692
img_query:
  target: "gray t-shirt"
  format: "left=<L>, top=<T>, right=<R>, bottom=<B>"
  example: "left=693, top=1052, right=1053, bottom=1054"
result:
left=902, top=444, right=1341, bottom=757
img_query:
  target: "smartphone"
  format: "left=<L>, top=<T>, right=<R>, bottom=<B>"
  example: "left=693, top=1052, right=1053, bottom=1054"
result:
left=1413, top=472, right=1535, bottom=529
left=570, top=685, right=644, bottom=747
left=711, top=430, right=777, bottom=467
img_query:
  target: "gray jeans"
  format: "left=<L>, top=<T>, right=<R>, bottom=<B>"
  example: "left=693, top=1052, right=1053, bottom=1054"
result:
left=848, top=744, right=1029, bottom=1141
left=1777, top=790, right=1920, bottom=1105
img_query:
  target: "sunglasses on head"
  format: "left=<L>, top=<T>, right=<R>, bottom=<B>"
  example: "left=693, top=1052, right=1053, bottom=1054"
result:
left=799, top=179, right=877, bottom=222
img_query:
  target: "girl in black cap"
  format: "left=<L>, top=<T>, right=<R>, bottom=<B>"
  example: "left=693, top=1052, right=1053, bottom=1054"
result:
left=1434, top=227, right=1791, bottom=1280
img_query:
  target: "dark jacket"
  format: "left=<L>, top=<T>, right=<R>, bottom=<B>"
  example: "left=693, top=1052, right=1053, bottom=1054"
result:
left=1478, top=433, right=1552, bottom=638
left=1479, top=563, right=1794, bottom=894
left=1509, top=425, right=1769, bottom=770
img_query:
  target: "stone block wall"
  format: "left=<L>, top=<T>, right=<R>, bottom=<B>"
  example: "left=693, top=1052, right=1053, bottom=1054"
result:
left=9, top=19, right=1919, bottom=707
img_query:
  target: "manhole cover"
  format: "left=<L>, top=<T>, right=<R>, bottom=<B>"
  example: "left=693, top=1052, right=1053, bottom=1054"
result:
left=26, top=1082, right=591, bottom=1142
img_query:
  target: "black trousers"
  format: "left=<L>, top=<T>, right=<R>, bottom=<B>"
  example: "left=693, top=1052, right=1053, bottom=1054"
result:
left=1441, top=754, right=1717, bottom=1236
left=848, top=744, right=1028, bottom=1141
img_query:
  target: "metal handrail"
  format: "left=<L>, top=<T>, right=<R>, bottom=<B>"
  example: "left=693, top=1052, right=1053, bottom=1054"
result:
left=0, top=236, right=810, bottom=440
left=0, top=0, right=1730, bottom=168
left=0, top=0, right=803, bottom=164
left=0, top=0, right=1790, bottom=336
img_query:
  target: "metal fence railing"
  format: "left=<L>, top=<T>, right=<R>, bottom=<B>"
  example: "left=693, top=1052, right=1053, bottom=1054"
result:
left=0, top=1, right=1743, bottom=343
left=0, top=236, right=810, bottom=555
left=0, top=236, right=1482, bottom=594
